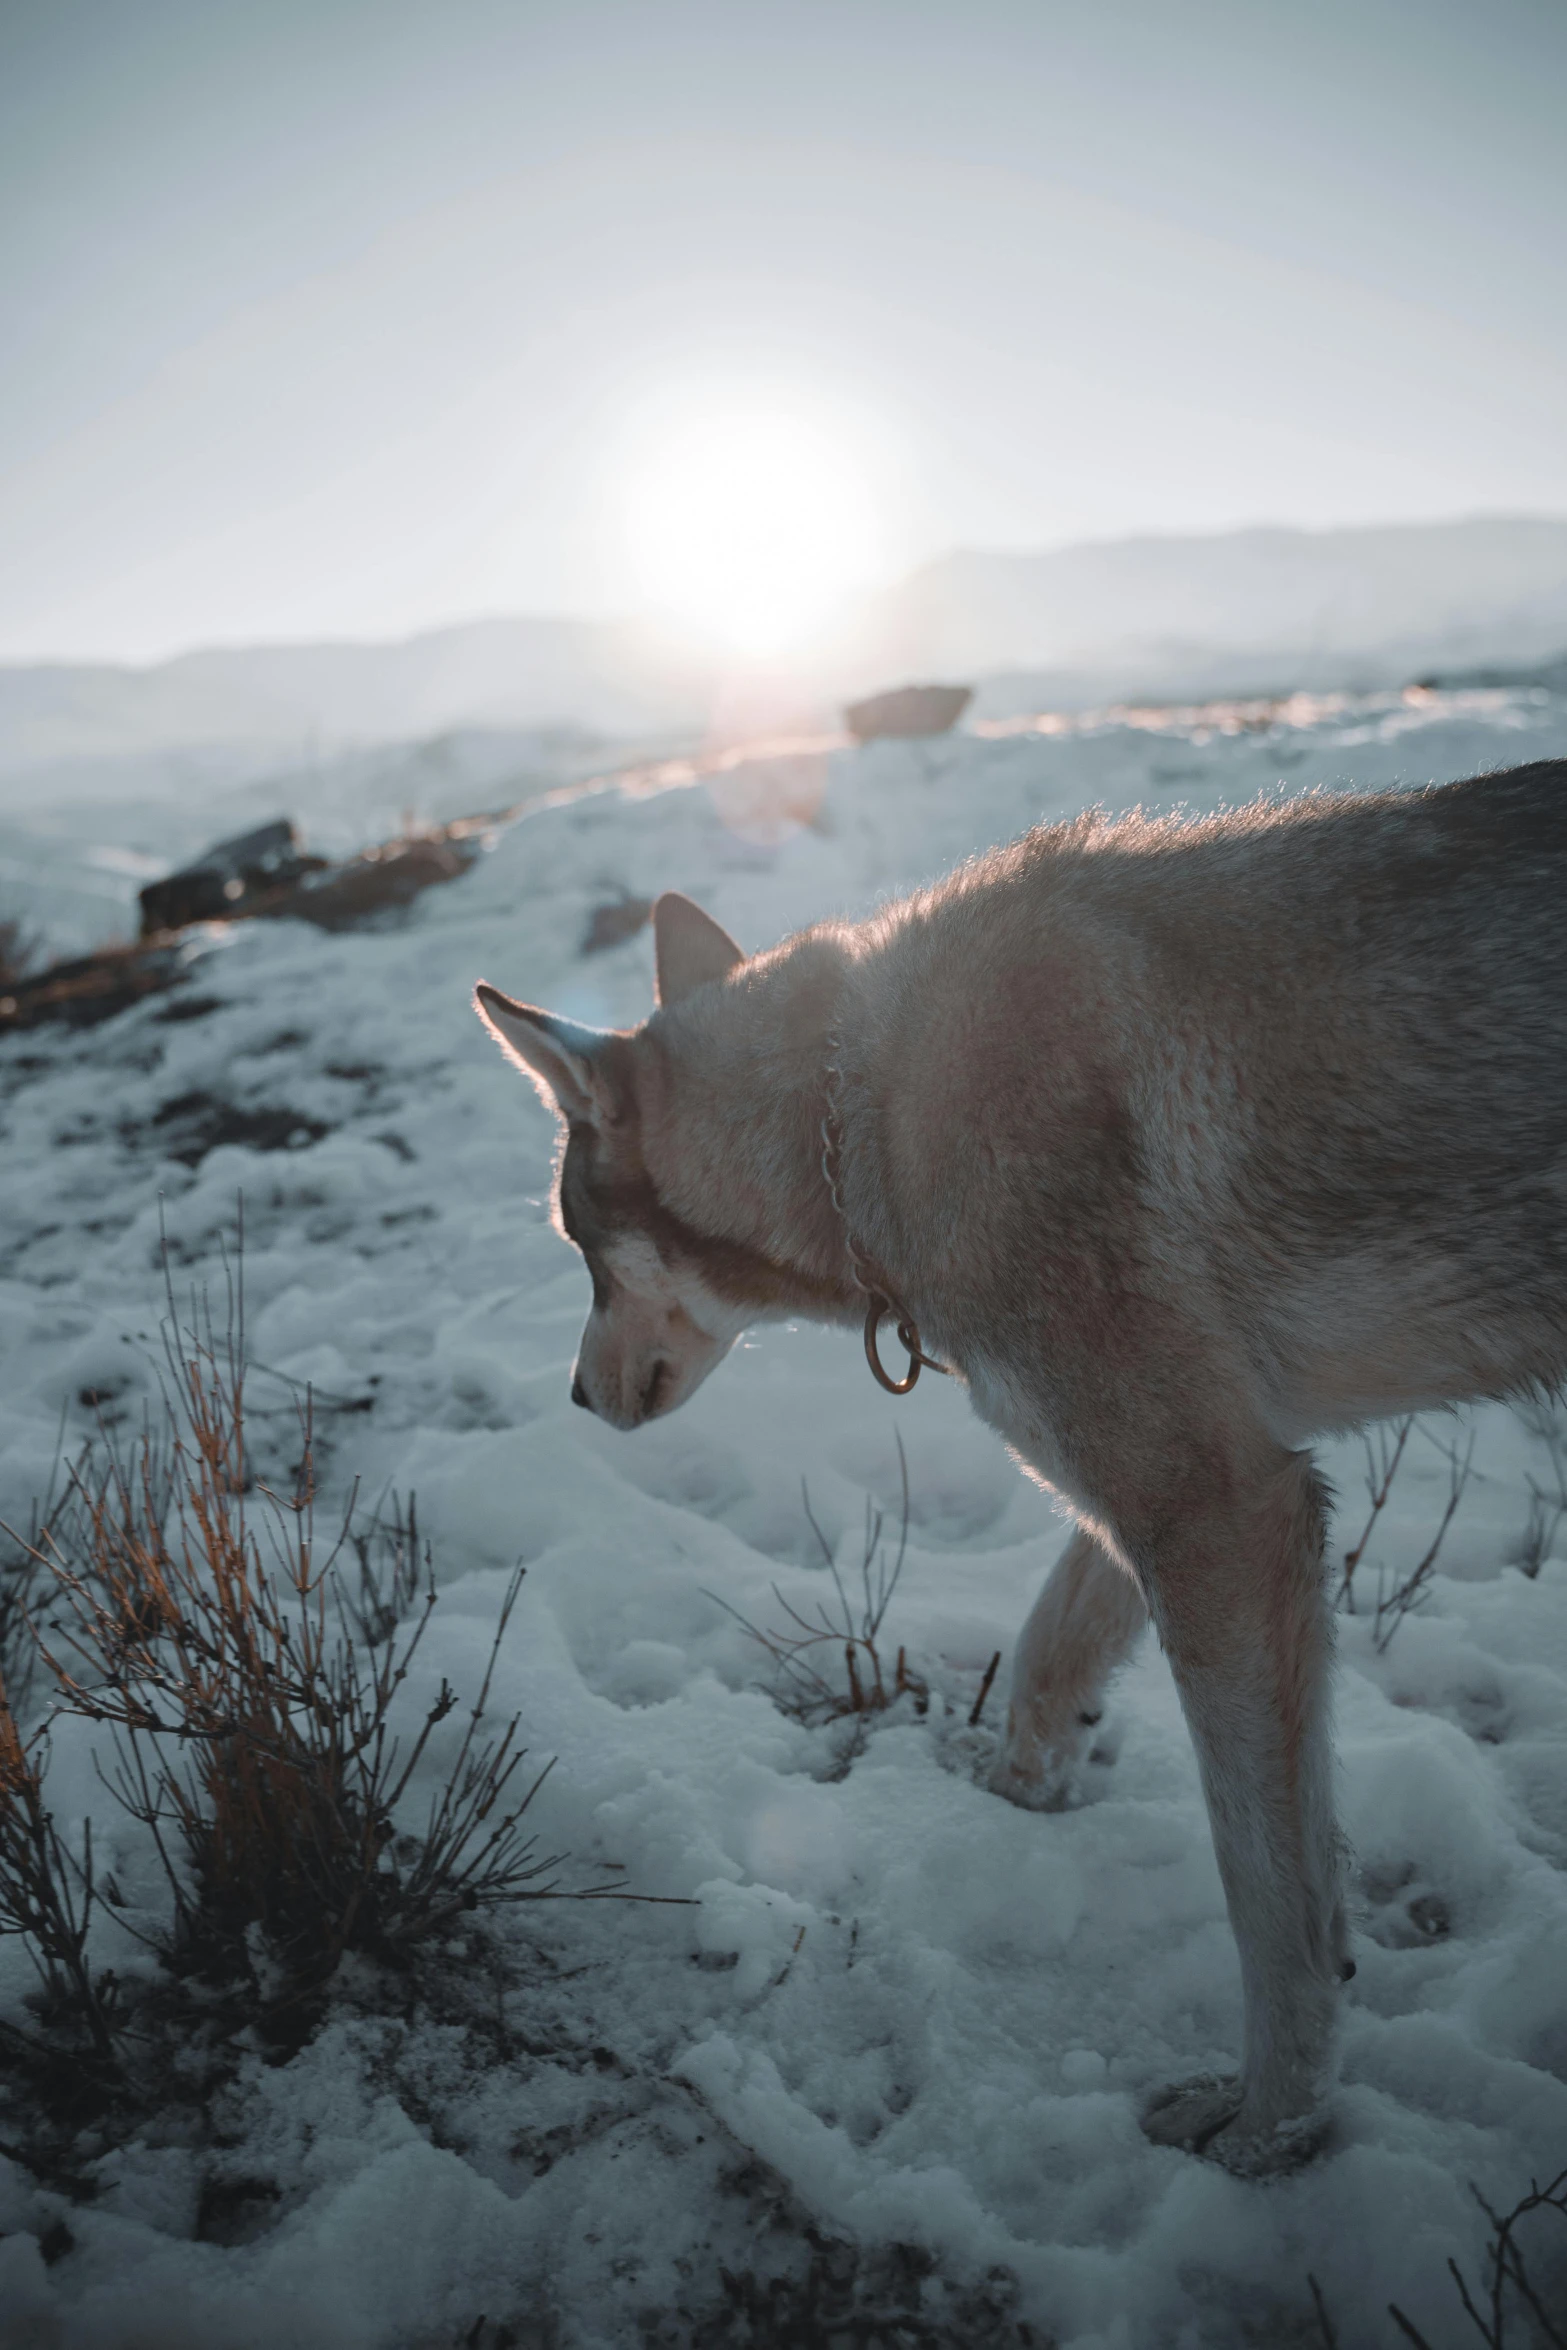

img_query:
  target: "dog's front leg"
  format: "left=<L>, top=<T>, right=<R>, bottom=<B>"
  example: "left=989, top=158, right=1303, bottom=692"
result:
left=1133, top=1447, right=1347, bottom=2171
left=990, top=1525, right=1147, bottom=1808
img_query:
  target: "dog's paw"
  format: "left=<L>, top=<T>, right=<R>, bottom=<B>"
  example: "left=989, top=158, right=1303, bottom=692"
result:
left=988, top=1701, right=1122, bottom=1811
left=1141, top=2074, right=1328, bottom=2174
left=987, top=1745, right=1076, bottom=1812
left=1141, top=2072, right=1243, bottom=2152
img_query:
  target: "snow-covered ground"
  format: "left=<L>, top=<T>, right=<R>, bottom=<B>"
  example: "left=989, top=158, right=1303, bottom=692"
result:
left=3, top=682, right=1567, bottom=2347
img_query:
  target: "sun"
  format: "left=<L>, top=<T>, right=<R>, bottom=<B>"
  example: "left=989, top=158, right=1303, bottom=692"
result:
left=619, top=395, right=884, bottom=658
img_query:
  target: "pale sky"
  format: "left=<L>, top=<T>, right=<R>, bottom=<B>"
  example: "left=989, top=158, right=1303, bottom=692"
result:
left=3, top=0, right=1565, bottom=664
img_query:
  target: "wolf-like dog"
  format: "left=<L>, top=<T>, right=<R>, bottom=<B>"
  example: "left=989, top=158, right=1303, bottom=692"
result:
left=475, top=756, right=1567, bottom=2172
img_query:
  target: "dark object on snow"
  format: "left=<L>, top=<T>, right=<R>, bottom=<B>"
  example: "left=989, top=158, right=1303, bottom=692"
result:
left=0, top=942, right=197, bottom=1033
left=147, top=1090, right=331, bottom=1169
left=1413, top=648, right=1567, bottom=695
left=581, top=895, right=654, bottom=955
left=0, top=915, right=41, bottom=988
left=279, top=834, right=477, bottom=931
left=4, top=814, right=488, bottom=1037
left=138, top=820, right=322, bottom=937
left=139, top=818, right=481, bottom=939
left=843, top=682, right=973, bottom=744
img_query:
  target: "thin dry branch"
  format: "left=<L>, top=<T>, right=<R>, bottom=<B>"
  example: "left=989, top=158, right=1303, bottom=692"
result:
left=1515, top=1399, right=1567, bottom=1580
left=1388, top=2164, right=1567, bottom=2349
left=1374, top=1422, right=1477, bottom=1652
left=1338, top=1416, right=1412, bottom=1614
left=345, top=1488, right=431, bottom=1647
left=0, top=1672, right=120, bottom=2063
left=1304, top=2273, right=1338, bottom=2350
left=968, top=1651, right=1002, bottom=1729
left=713, top=1436, right=927, bottom=1726
left=0, top=1406, right=75, bottom=1713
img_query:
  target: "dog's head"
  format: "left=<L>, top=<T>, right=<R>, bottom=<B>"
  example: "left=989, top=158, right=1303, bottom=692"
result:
left=474, top=892, right=749, bottom=1429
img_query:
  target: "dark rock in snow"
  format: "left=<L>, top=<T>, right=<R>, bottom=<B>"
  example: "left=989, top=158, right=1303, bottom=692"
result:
left=581, top=895, right=654, bottom=954
left=138, top=817, right=482, bottom=938
left=843, top=682, right=973, bottom=743
left=138, top=819, right=321, bottom=935
left=141, top=1091, right=332, bottom=1169
left=3, top=814, right=488, bottom=1037
left=282, top=833, right=476, bottom=930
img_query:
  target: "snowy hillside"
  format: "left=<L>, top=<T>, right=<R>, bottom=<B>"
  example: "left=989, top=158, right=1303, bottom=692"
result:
left=3, top=682, right=1567, bottom=2347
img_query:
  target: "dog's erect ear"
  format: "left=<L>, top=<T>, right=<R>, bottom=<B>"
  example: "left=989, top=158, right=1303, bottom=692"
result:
left=473, top=985, right=614, bottom=1124
left=653, top=892, right=743, bottom=1008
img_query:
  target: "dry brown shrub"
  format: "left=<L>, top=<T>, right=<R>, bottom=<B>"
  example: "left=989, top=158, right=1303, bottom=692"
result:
left=11, top=1243, right=569, bottom=1997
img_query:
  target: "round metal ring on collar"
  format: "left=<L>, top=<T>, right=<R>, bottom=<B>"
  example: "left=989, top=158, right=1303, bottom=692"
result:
left=863, top=1291, right=948, bottom=1394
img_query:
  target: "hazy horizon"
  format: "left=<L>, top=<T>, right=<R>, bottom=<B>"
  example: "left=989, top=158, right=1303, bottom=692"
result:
left=5, top=0, right=1565, bottom=666
left=0, top=507, right=1559, bottom=674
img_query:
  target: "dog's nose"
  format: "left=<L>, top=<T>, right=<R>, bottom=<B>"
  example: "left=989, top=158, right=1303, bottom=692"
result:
left=570, top=1375, right=590, bottom=1409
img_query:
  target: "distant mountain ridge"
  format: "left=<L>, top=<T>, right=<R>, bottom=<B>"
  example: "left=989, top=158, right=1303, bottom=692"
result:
left=0, top=617, right=715, bottom=777
left=3, top=515, right=1566, bottom=779
left=859, top=515, right=1567, bottom=703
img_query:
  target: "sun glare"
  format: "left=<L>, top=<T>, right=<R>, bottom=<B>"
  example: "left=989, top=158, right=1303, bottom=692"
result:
left=620, top=397, right=883, bottom=658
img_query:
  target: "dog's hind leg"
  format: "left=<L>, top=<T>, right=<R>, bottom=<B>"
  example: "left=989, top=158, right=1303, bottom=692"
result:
left=1135, top=1446, right=1346, bottom=2171
left=989, top=1526, right=1147, bottom=1809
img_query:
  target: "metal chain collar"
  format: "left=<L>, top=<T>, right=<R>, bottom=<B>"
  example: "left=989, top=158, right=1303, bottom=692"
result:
left=819, top=1044, right=950, bottom=1396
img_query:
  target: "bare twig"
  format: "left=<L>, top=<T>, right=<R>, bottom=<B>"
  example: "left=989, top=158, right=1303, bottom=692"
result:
left=968, top=1650, right=1002, bottom=1728
left=711, top=1436, right=926, bottom=1725
left=1515, top=1398, right=1567, bottom=1579
left=1305, top=2273, right=1338, bottom=2350
left=763, top=1924, right=807, bottom=1999
left=345, top=1488, right=431, bottom=1647
left=1339, top=1416, right=1412, bottom=1613
left=0, top=1404, right=73, bottom=1713
left=1389, top=2165, right=1567, bottom=2349
left=0, top=1675, right=121, bottom=2063
left=1374, top=1422, right=1477, bottom=1652
left=1465, top=2170, right=1567, bottom=2348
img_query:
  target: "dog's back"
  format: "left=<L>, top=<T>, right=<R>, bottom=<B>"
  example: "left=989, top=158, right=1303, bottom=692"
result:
left=857, top=759, right=1567, bottom=1434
